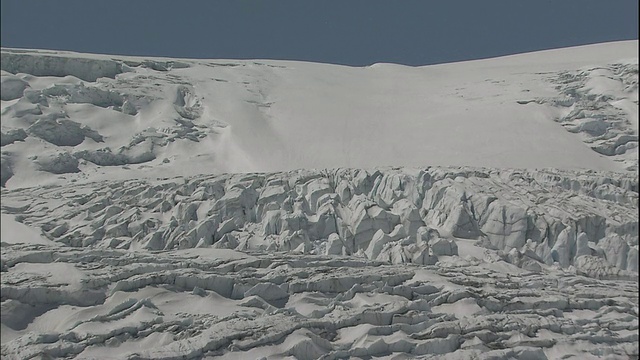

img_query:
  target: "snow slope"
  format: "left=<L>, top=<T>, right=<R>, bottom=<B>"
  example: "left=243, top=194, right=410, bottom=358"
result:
left=1, top=41, right=638, bottom=189
left=1, top=42, right=638, bottom=359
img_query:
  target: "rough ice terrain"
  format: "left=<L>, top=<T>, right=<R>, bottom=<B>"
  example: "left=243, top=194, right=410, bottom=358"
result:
left=0, top=41, right=638, bottom=359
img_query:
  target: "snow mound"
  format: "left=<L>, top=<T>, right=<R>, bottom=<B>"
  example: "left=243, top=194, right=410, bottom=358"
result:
left=33, top=151, right=79, bottom=174
left=0, top=73, right=29, bottom=101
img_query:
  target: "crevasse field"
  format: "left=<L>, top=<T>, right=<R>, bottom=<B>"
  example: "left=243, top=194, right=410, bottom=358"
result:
left=0, top=41, right=638, bottom=359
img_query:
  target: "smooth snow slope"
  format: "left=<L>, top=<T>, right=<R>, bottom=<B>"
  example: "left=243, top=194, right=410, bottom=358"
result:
left=1, top=41, right=638, bottom=189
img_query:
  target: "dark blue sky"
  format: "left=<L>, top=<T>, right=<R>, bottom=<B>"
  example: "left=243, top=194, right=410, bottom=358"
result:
left=1, top=1, right=638, bottom=66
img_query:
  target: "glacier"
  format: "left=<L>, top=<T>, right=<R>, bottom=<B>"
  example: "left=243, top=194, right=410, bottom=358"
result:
left=0, top=41, right=638, bottom=359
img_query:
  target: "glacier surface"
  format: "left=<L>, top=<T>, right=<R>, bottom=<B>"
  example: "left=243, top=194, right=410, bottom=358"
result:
left=0, top=42, right=638, bottom=359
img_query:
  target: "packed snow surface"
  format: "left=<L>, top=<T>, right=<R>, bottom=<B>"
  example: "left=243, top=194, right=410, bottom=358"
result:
left=1, top=42, right=638, bottom=359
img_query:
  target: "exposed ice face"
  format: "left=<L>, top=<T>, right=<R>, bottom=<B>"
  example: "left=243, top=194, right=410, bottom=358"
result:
left=2, top=167, right=636, bottom=274
left=1, top=42, right=638, bottom=359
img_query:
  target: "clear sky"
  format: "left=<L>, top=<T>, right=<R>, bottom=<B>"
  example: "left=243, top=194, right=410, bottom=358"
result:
left=1, top=0, right=638, bottom=66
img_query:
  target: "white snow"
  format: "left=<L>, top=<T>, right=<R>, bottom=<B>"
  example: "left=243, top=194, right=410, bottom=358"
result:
left=1, top=41, right=638, bottom=189
left=1, top=42, right=638, bottom=359
left=0, top=214, right=57, bottom=245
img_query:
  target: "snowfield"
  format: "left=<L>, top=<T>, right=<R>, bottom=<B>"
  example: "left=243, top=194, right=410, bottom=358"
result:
left=0, top=41, right=638, bottom=359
